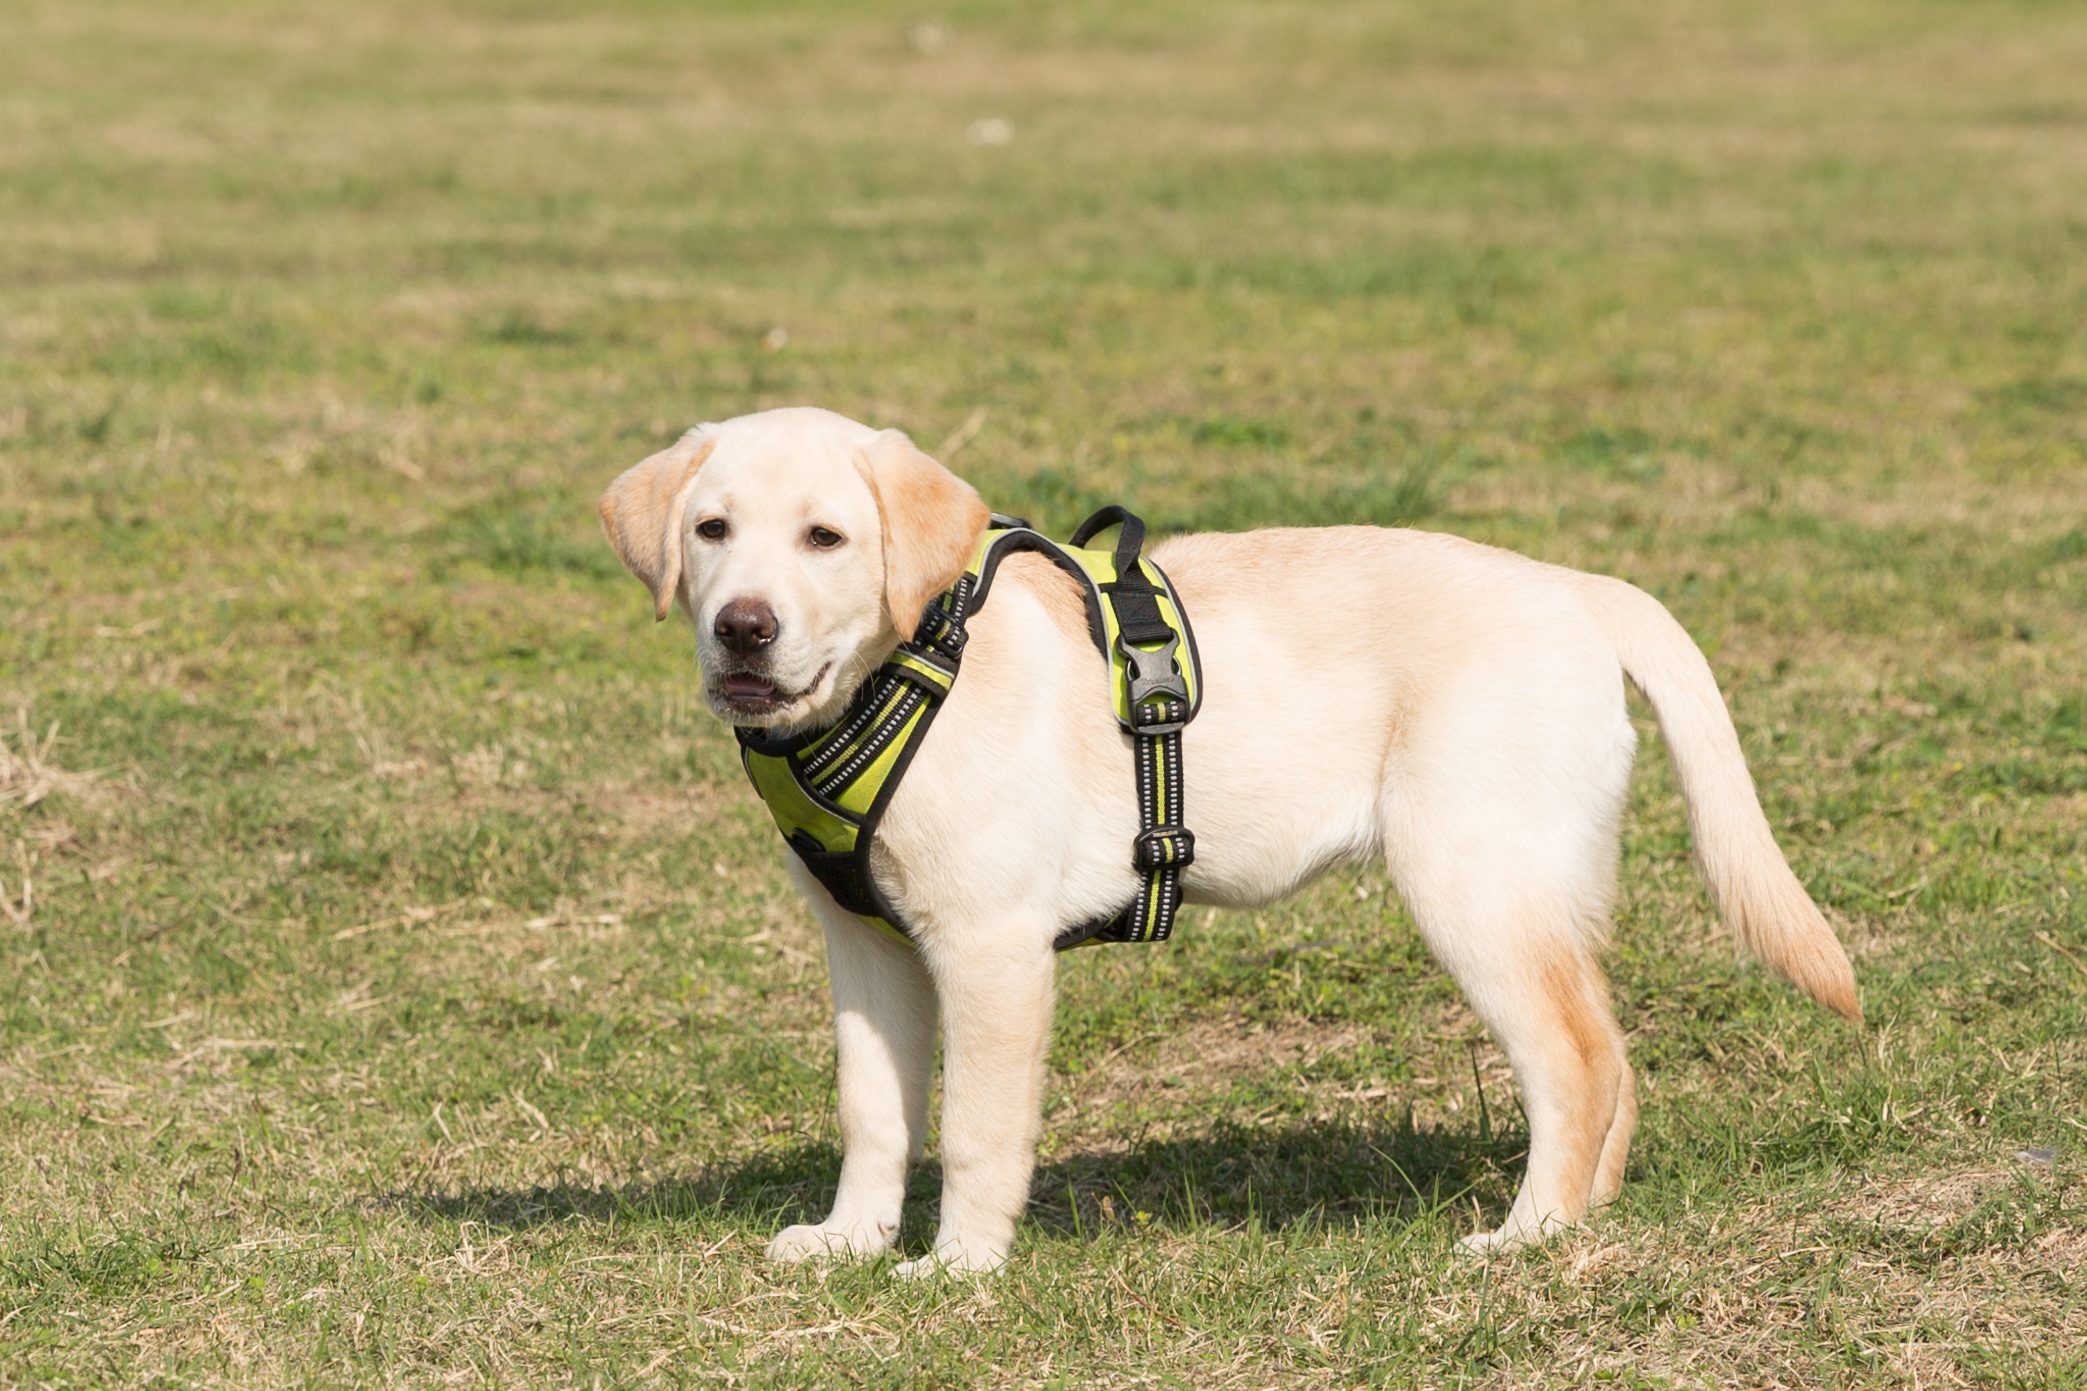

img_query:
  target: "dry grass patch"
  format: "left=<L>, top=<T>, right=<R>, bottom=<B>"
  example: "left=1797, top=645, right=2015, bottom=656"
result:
left=0, top=709, right=98, bottom=813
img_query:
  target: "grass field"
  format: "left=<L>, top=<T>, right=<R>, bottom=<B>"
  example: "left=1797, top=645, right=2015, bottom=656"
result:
left=2, top=0, right=2085, bottom=1385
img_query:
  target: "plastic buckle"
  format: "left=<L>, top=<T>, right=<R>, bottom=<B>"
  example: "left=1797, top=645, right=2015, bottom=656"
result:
left=1134, top=824, right=1196, bottom=872
left=1119, top=632, right=1189, bottom=734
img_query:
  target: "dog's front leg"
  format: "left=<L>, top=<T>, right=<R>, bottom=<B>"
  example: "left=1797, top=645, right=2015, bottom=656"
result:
left=897, top=928, right=1056, bottom=1277
left=767, top=896, right=935, bottom=1264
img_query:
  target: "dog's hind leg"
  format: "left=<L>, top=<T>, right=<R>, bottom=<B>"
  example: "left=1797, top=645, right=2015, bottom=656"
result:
left=1377, top=640, right=1638, bottom=1249
left=1414, top=903, right=1629, bottom=1250
left=1590, top=1042, right=1638, bottom=1210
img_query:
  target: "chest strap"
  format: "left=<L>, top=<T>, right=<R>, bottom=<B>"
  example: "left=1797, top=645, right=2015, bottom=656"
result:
left=735, top=508, right=1202, bottom=953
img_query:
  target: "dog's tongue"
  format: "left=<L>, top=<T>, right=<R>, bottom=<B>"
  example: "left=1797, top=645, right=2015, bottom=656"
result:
left=723, top=673, right=779, bottom=701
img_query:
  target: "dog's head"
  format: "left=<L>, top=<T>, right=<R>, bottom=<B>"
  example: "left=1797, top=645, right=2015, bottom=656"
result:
left=598, top=406, right=989, bottom=730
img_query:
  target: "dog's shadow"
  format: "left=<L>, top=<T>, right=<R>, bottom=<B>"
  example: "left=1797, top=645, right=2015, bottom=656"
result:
left=396, top=1116, right=1526, bottom=1248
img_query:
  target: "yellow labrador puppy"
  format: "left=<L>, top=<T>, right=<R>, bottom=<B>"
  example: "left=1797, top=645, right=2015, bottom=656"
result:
left=600, top=406, right=1860, bottom=1275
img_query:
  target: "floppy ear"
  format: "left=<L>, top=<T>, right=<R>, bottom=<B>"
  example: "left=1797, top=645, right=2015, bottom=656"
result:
left=859, top=429, right=991, bottom=640
left=597, top=426, right=718, bottom=621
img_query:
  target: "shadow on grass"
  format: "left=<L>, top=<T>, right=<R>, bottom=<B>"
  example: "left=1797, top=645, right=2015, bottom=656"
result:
left=385, top=1115, right=1526, bottom=1243
left=1029, top=1116, right=1524, bottom=1236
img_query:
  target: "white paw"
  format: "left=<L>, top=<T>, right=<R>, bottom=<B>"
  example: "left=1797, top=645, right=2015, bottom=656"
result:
left=892, top=1242, right=1007, bottom=1279
left=765, top=1220, right=895, bottom=1264
left=1459, top=1213, right=1569, bottom=1255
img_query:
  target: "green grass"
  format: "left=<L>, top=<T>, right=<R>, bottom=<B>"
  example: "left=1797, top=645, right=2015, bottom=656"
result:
left=2, top=0, right=2084, bottom=1384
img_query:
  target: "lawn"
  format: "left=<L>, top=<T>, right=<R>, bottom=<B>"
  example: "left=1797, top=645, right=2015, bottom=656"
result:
left=1, top=0, right=2084, bottom=1385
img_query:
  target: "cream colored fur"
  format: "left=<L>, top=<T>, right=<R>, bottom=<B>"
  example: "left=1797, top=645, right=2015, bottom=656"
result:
left=600, top=406, right=1862, bottom=1275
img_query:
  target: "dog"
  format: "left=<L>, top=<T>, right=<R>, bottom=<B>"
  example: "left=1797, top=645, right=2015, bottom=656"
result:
left=599, top=405, right=1861, bottom=1275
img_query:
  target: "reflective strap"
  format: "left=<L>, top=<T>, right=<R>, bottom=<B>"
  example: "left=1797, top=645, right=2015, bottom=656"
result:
left=802, top=676, right=913, bottom=784
left=819, top=686, right=929, bottom=807
left=1071, top=726, right=1190, bottom=947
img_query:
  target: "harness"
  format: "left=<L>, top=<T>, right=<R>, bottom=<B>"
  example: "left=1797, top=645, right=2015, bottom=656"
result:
left=734, top=507, right=1202, bottom=953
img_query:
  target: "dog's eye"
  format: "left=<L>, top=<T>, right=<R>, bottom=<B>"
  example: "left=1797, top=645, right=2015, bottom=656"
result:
left=695, top=518, right=728, bottom=542
left=807, top=526, right=845, bottom=550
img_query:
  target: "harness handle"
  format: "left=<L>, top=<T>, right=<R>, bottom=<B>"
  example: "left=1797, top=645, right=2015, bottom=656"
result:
left=1068, top=503, right=1146, bottom=571
left=1069, top=506, right=1175, bottom=648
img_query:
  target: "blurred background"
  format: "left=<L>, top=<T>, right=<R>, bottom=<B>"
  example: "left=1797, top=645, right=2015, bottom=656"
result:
left=1, top=1, right=2082, bottom=1384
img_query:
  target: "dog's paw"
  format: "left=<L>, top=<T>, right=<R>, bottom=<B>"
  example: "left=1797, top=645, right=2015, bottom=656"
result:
left=1458, top=1214, right=1568, bottom=1256
left=893, top=1239, right=1008, bottom=1279
left=766, top=1219, right=895, bottom=1264
left=1455, top=1229, right=1509, bottom=1257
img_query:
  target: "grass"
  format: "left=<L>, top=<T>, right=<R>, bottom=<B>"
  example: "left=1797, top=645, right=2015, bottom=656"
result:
left=1, top=0, right=2084, bottom=1384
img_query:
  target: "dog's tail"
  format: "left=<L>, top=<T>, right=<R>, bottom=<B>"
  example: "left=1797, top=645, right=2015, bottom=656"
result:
left=1575, top=574, right=1862, bottom=1023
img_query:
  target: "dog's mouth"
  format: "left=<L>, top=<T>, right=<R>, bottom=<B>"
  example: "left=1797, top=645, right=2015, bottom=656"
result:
left=713, top=665, right=829, bottom=722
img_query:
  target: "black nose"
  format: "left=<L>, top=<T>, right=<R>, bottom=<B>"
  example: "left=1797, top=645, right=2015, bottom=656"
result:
left=713, top=598, right=779, bottom=656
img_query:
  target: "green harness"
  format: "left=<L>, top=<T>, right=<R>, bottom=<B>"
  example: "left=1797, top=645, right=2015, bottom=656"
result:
left=735, top=507, right=1202, bottom=953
